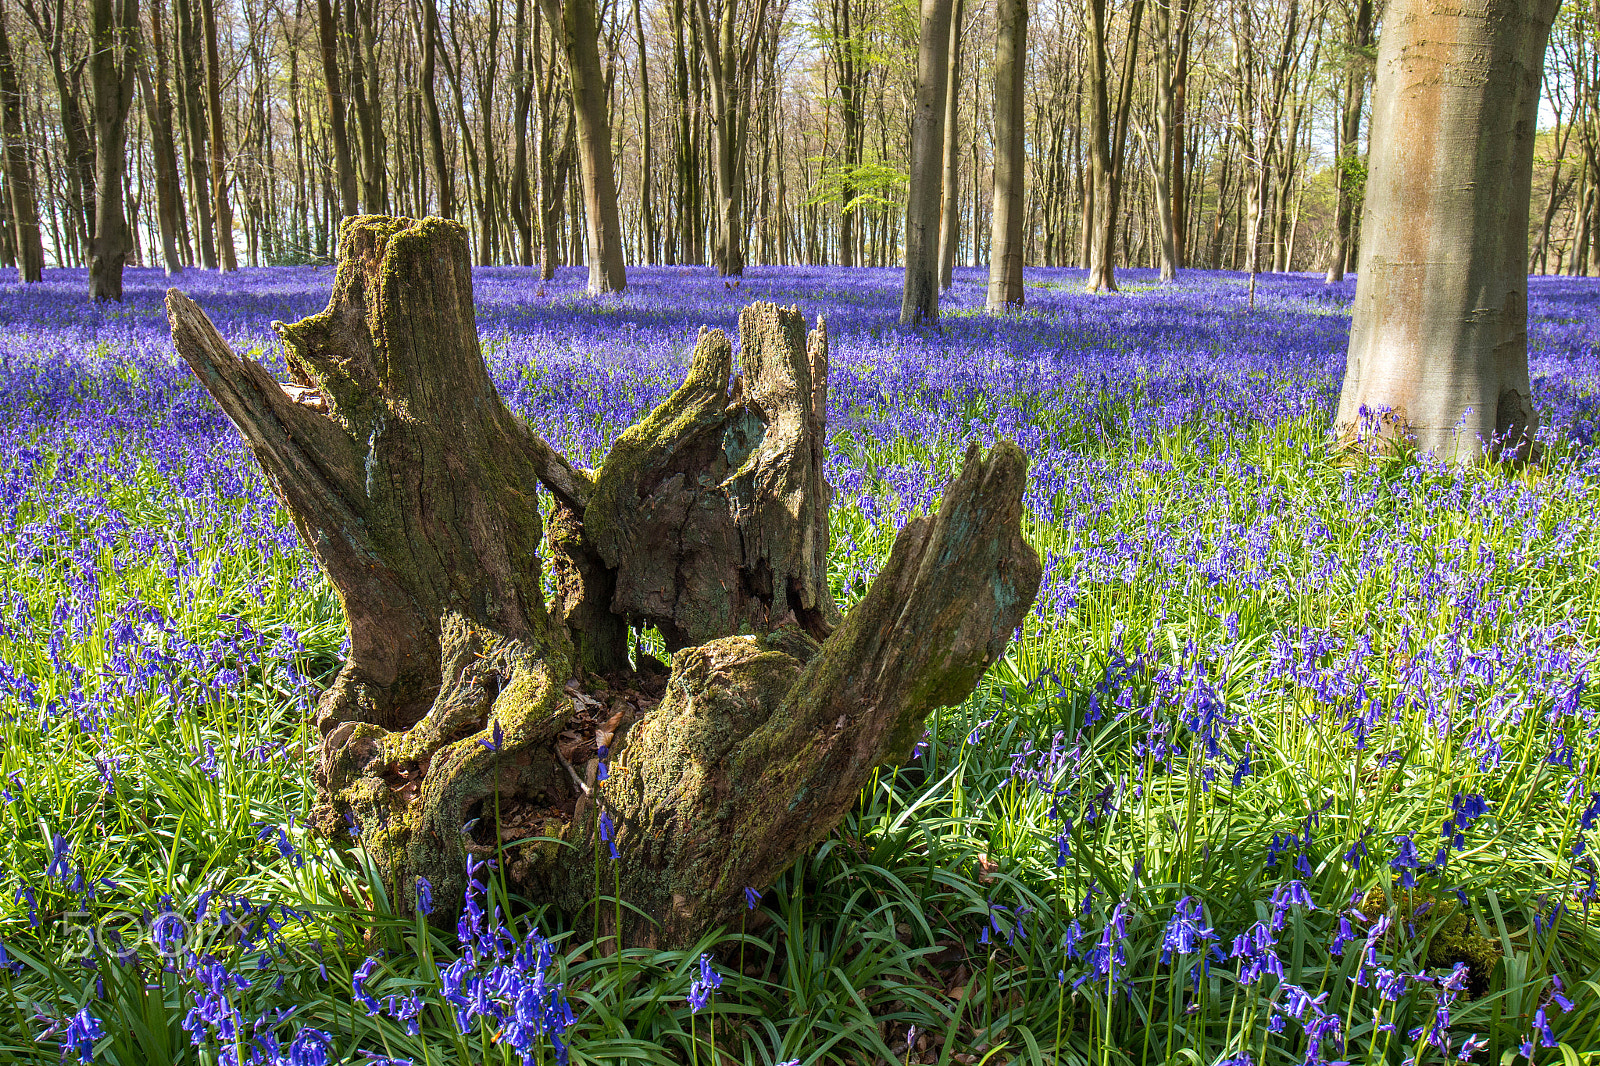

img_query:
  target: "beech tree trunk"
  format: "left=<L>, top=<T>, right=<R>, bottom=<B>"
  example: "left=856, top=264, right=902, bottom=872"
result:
left=166, top=215, right=1039, bottom=948
left=1337, top=0, right=1559, bottom=461
left=1169, top=0, right=1191, bottom=268
left=986, top=0, right=1026, bottom=310
left=199, top=0, right=235, bottom=271
left=21, top=0, right=97, bottom=261
left=0, top=6, right=43, bottom=282
left=900, top=0, right=953, bottom=324
left=88, top=0, right=138, bottom=300
left=511, top=0, right=536, bottom=265
left=1326, top=0, right=1372, bottom=283
left=1084, top=0, right=1143, bottom=294
left=421, top=0, right=453, bottom=218
left=1150, top=0, right=1178, bottom=283
left=319, top=0, right=359, bottom=219
left=139, top=0, right=186, bottom=276
left=540, top=0, right=626, bottom=293
left=692, top=0, right=767, bottom=277
left=173, top=0, right=214, bottom=268
left=936, top=0, right=963, bottom=292
left=632, top=0, right=656, bottom=264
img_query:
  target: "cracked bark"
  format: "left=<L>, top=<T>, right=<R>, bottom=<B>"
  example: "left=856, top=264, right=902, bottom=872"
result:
left=166, top=215, right=1040, bottom=947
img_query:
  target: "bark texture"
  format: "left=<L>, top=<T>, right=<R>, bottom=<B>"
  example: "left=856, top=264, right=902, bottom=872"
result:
left=1337, top=0, right=1559, bottom=461
left=166, top=215, right=1039, bottom=948
left=540, top=0, right=627, bottom=293
left=900, top=0, right=953, bottom=323
left=88, top=0, right=139, bottom=301
left=0, top=7, right=42, bottom=283
left=1325, top=0, right=1373, bottom=284
left=986, top=0, right=1026, bottom=310
left=936, top=0, right=963, bottom=292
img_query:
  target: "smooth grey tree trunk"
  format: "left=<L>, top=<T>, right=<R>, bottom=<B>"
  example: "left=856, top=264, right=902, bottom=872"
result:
left=900, top=0, right=953, bottom=324
left=936, top=0, right=963, bottom=291
left=138, top=0, right=186, bottom=275
left=421, top=0, right=453, bottom=217
left=199, top=0, right=235, bottom=271
left=173, top=0, right=215, bottom=267
left=1150, top=0, right=1178, bottom=283
left=318, top=0, right=359, bottom=219
left=1325, top=0, right=1372, bottom=284
left=986, top=0, right=1026, bottom=310
left=692, top=0, right=768, bottom=277
left=1337, top=0, right=1560, bottom=461
left=1084, top=0, right=1143, bottom=294
left=88, top=0, right=138, bottom=300
left=0, top=6, right=43, bottom=282
left=541, top=0, right=626, bottom=292
left=510, top=0, right=535, bottom=263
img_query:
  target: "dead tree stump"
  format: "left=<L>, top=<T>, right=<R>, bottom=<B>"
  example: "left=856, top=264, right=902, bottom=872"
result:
left=166, top=216, right=1041, bottom=947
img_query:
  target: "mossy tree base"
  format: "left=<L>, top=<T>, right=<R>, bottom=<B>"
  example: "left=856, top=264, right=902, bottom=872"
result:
left=166, top=216, right=1041, bottom=947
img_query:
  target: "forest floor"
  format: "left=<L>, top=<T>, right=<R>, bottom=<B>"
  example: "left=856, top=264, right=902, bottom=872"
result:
left=0, top=265, right=1598, bottom=1064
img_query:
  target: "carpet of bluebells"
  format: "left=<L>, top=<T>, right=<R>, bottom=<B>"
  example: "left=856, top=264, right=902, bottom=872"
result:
left=1, top=263, right=1600, bottom=1065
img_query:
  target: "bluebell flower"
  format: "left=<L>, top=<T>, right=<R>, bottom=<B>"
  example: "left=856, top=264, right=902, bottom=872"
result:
left=1390, top=835, right=1421, bottom=888
left=61, top=1006, right=103, bottom=1063
left=352, top=955, right=382, bottom=1015
left=1159, top=895, right=1216, bottom=962
left=478, top=721, right=505, bottom=753
left=415, top=876, right=433, bottom=916
left=46, top=832, right=72, bottom=882
left=286, top=1028, right=334, bottom=1066
left=1269, top=880, right=1315, bottom=931
left=688, top=952, right=722, bottom=1013
left=1535, top=1007, right=1558, bottom=1047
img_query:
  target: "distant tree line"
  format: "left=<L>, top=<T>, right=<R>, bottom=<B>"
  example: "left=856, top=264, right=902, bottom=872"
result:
left=0, top=0, right=1595, bottom=301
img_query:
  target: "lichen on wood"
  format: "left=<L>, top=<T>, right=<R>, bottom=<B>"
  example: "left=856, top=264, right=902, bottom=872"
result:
left=166, top=214, right=1041, bottom=947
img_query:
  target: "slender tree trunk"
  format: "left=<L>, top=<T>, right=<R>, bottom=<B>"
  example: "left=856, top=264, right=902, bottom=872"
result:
left=318, top=0, right=358, bottom=218
left=421, top=0, right=452, bottom=216
left=1084, top=0, right=1143, bottom=293
left=692, top=0, right=769, bottom=276
left=356, top=0, right=386, bottom=213
left=632, top=0, right=655, bottom=263
left=511, top=0, right=536, bottom=265
left=1151, top=0, right=1178, bottom=282
left=540, top=0, right=626, bottom=292
left=1326, top=0, right=1372, bottom=283
left=138, top=0, right=185, bottom=274
left=199, top=0, right=234, bottom=271
left=475, top=0, right=503, bottom=264
left=89, top=0, right=139, bottom=299
left=670, top=0, right=691, bottom=264
left=173, top=0, right=213, bottom=266
left=900, top=0, right=953, bottom=323
left=1169, top=0, right=1191, bottom=267
left=1085, top=0, right=1111, bottom=290
left=829, top=0, right=862, bottom=268
left=23, top=1, right=98, bottom=258
left=986, top=0, right=1026, bottom=309
left=937, top=0, right=963, bottom=291
left=0, top=7, right=43, bottom=281
left=1337, top=0, right=1560, bottom=461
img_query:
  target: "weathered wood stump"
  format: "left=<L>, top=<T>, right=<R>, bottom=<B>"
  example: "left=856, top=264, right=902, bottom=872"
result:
left=166, top=216, right=1041, bottom=947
